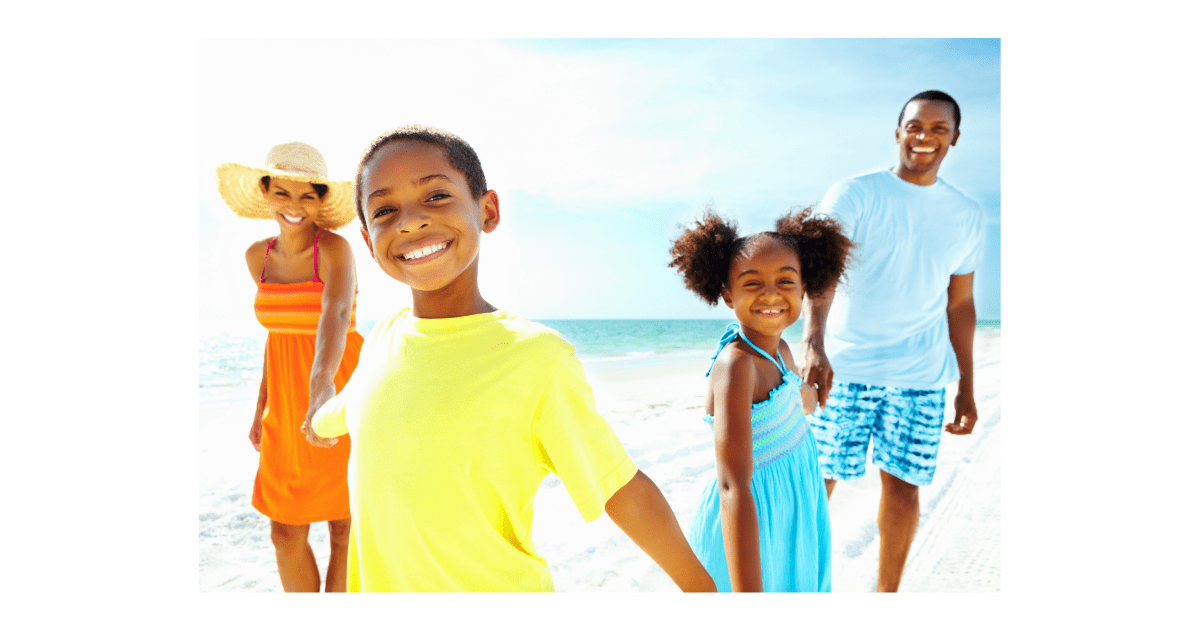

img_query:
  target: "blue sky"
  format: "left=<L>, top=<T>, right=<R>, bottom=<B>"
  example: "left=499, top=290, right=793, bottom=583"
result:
left=199, top=38, right=1000, bottom=329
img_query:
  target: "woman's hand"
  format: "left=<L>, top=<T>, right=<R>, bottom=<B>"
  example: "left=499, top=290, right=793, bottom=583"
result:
left=249, top=416, right=263, bottom=452
left=302, top=382, right=339, bottom=448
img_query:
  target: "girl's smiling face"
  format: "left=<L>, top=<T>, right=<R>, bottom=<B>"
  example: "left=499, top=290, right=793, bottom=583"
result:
left=359, top=140, right=499, bottom=295
left=263, top=178, right=323, bottom=231
left=722, top=236, right=803, bottom=338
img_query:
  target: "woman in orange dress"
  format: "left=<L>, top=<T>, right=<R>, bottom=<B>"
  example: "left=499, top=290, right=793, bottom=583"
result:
left=216, top=142, right=363, bottom=592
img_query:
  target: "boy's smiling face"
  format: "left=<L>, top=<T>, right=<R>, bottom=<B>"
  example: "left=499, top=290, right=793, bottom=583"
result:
left=360, top=140, right=499, bottom=302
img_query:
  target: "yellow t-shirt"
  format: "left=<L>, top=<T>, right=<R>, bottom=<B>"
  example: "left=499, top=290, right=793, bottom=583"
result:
left=312, top=308, right=638, bottom=592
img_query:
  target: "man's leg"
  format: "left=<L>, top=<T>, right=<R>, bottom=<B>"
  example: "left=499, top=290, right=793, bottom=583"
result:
left=809, top=381, right=876, bottom=501
left=876, top=470, right=920, bottom=592
left=870, top=386, right=945, bottom=592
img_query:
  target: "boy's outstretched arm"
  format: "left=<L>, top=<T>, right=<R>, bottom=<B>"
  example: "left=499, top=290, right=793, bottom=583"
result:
left=604, top=470, right=718, bottom=592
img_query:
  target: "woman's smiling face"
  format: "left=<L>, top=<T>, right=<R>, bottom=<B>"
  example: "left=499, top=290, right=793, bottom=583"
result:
left=359, top=140, right=499, bottom=294
left=263, top=178, right=322, bottom=231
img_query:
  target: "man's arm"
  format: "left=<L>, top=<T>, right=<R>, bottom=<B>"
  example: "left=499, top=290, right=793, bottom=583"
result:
left=945, top=273, right=978, bottom=435
left=801, top=286, right=836, bottom=409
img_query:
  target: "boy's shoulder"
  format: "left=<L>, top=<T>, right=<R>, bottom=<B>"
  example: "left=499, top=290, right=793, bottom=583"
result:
left=492, top=312, right=575, bottom=354
left=369, top=309, right=574, bottom=356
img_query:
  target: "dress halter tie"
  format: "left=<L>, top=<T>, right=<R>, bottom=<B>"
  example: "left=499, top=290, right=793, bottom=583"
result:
left=705, top=323, right=787, bottom=377
left=260, top=228, right=324, bottom=283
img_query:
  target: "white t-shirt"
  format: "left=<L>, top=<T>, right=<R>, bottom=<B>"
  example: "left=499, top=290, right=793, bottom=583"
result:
left=818, top=168, right=985, bottom=389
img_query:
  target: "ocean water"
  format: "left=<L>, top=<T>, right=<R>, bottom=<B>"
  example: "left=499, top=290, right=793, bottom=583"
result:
left=198, top=318, right=808, bottom=390
left=199, top=318, right=1001, bottom=389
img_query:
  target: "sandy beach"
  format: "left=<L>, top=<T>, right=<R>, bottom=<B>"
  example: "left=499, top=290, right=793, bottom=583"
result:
left=199, top=328, right=999, bottom=592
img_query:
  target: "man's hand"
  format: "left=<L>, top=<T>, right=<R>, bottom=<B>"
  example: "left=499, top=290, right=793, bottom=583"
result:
left=302, top=383, right=339, bottom=448
left=801, top=339, right=834, bottom=410
left=945, top=389, right=978, bottom=435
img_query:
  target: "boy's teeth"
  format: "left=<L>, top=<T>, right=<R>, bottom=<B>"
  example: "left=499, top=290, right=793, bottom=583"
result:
left=912, top=147, right=935, bottom=153
left=404, top=242, right=447, bottom=260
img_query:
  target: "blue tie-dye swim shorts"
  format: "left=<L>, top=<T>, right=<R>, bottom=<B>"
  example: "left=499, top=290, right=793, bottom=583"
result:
left=808, top=381, right=946, bottom=487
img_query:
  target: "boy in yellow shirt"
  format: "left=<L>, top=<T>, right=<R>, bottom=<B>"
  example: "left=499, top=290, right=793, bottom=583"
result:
left=306, top=125, right=716, bottom=592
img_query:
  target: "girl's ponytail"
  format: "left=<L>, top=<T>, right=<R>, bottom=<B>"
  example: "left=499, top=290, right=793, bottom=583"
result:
left=774, top=206, right=854, bottom=298
left=669, top=209, right=744, bottom=306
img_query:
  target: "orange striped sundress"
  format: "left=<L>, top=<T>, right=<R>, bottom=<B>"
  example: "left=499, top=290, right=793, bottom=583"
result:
left=252, top=229, right=364, bottom=525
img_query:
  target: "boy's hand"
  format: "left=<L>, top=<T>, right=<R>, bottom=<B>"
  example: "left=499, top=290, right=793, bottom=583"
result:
left=605, top=470, right=718, bottom=592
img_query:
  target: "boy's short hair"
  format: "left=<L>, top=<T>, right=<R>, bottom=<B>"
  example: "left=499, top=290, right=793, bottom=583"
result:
left=898, top=90, right=961, bottom=130
left=355, top=125, right=488, bottom=229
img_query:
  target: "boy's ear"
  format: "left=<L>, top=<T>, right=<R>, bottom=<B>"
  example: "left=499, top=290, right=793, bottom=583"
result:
left=360, top=227, right=374, bottom=259
left=721, top=288, right=732, bottom=308
left=480, top=190, right=500, bottom=234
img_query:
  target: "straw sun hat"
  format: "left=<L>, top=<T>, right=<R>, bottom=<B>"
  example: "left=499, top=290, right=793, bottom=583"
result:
left=215, top=142, right=356, bottom=229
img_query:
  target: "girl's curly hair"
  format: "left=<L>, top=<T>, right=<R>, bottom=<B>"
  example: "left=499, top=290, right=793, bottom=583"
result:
left=668, top=205, right=853, bottom=306
left=771, top=206, right=854, bottom=299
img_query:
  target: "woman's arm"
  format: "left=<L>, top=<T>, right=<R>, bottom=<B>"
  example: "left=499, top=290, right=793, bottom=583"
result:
left=249, top=340, right=268, bottom=452
left=604, top=470, right=717, bottom=592
left=304, top=233, right=356, bottom=447
left=245, top=242, right=268, bottom=452
left=710, top=348, right=762, bottom=592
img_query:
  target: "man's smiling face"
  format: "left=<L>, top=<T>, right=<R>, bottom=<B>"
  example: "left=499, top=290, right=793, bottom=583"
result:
left=894, top=99, right=960, bottom=183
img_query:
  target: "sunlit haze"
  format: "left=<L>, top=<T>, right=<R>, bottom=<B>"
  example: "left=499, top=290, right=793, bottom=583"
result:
left=200, top=39, right=1000, bottom=332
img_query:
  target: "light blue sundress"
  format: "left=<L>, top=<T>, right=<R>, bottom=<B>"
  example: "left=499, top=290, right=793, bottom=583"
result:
left=686, top=323, right=832, bottom=592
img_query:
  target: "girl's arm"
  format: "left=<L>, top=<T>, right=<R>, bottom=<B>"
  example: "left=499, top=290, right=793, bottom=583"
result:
left=304, top=233, right=357, bottom=447
left=604, top=470, right=717, bottom=592
left=779, top=340, right=818, bottom=416
left=710, top=348, right=762, bottom=592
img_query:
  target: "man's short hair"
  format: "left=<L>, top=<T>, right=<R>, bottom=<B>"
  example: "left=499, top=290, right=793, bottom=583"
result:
left=898, top=90, right=961, bottom=130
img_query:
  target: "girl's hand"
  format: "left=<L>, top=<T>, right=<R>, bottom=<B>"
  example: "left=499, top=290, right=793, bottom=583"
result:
left=249, top=417, right=263, bottom=452
left=800, top=381, right=818, bottom=416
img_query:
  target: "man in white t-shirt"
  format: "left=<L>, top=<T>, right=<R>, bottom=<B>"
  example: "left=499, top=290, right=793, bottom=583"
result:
left=802, top=90, right=986, bottom=592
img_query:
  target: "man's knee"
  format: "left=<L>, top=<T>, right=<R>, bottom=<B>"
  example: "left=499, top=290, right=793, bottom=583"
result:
left=880, top=471, right=920, bottom=508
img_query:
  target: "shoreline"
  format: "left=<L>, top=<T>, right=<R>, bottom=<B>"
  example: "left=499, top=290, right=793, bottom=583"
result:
left=199, top=328, right=1000, bottom=592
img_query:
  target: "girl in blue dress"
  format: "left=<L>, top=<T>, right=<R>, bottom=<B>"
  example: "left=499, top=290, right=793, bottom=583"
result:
left=668, top=207, right=853, bottom=592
